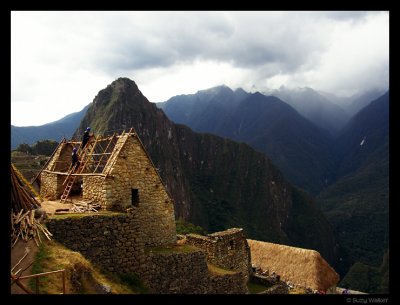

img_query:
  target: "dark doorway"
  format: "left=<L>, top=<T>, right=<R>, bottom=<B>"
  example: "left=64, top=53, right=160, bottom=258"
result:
left=131, top=189, right=139, bottom=207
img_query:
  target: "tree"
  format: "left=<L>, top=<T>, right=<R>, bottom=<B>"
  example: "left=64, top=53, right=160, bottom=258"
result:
left=16, top=143, right=33, bottom=154
left=32, top=140, right=58, bottom=156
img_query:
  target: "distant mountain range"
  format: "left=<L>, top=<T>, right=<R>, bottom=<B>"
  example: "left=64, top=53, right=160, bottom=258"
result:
left=263, top=86, right=350, bottom=134
left=11, top=105, right=89, bottom=149
left=158, top=86, right=336, bottom=195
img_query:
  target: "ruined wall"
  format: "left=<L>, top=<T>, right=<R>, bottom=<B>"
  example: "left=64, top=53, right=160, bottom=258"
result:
left=145, top=249, right=248, bottom=294
left=185, top=228, right=252, bottom=279
left=46, top=211, right=148, bottom=276
left=40, top=172, right=65, bottom=200
left=104, top=134, right=176, bottom=247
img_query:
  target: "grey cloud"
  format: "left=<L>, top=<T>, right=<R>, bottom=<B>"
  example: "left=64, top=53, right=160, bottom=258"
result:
left=96, top=12, right=322, bottom=75
left=321, top=11, right=373, bottom=21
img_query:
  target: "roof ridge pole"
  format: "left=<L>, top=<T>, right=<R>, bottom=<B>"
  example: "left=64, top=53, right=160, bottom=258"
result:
left=103, top=130, right=129, bottom=178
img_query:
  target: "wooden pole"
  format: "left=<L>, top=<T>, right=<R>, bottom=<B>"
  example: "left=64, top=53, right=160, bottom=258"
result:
left=10, top=273, right=33, bottom=294
left=36, top=277, right=39, bottom=294
left=62, top=269, right=66, bottom=294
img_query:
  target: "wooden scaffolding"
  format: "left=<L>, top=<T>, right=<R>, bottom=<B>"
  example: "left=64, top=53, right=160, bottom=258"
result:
left=58, top=128, right=134, bottom=203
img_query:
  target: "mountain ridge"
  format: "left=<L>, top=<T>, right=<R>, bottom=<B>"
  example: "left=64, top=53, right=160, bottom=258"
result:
left=159, top=87, right=336, bottom=195
left=11, top=105, right=89, bottom=149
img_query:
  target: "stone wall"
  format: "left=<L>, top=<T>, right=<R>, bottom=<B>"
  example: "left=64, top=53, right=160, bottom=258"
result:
left=145, top=249, right=209, bottom=293
left=46, top=213, right=248, bottom=294
left=45, top=210, right=148, bottom=276
left=40, top=172, right=65, bottom=200
left=145, top=249, right=248, bottom=294
left=185, top=228, right=252, bottom=279
left=83, top=176, right=106, bottom=208
left=102, top=134, right=176, bottom=247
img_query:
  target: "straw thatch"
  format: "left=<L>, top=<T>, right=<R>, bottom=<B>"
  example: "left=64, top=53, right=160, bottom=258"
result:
left=11, top=164, right=41, bottom=213
left=247, top=239, right=339, bottom=291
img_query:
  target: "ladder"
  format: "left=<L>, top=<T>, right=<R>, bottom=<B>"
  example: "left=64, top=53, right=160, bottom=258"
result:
left=59, top=136, right=97, bottom=203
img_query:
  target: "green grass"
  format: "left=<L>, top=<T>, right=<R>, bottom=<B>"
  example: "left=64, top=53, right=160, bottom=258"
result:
left=50, top=211, right=123, bottom=220
left=28, top=242, right=53, bottom=293
left=117, top=273, right=149, bottom=294
left=147, top=244, right=198, bottom=255
left=247, top=282, right=268, bottom=294
left=207, top=263, right=237, bottom=275
left=175, top=219, right=207, bottom=235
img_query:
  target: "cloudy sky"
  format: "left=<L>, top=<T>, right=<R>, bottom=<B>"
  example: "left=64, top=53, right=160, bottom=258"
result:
left=11, top=11, right=389, bottom=126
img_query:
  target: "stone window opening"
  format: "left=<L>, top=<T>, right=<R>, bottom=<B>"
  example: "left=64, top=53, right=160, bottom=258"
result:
left=228, top=240, right=234, bottom=250
left=131, top=188, right=139, bottom=207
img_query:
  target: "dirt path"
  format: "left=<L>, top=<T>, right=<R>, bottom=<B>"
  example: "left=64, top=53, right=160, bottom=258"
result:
left=40, top=199, right=73, bottom=215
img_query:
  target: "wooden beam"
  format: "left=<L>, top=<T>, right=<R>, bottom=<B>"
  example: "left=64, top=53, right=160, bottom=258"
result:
left=18, top=269, right=66, bottom=280
left=42, top=170, right=107, bottom=177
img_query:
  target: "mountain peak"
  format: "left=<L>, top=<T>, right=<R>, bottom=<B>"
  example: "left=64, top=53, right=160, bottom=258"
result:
left=196, top=84, right=233, bottom=95
left=79, top=78, right=154, bottom=135
left=108, top=77, right=139, bottom=92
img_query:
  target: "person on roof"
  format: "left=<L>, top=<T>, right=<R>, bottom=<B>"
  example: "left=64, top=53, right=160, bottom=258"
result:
left=81, top=127, right=91, bottom=149
left=71, top=147, right=79, bottom=169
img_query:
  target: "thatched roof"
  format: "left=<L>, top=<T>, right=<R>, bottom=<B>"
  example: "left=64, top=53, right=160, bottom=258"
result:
left=247, top=239, right=339, bottom=291
left=11, top=164, right=41, bottom=213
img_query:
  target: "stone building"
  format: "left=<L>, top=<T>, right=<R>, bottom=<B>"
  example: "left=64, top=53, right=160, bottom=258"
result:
left=184, top=228, right=252, bottom=279
left=40, top=129, right=176, bottom=247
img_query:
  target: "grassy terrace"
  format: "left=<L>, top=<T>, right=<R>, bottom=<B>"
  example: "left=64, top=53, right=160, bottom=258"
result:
left=50, top=211, right=124, bottom=219
left=247, top=281, right=269, bottom=294
left=29, top=240, right=139, bottom=294
left=146, top=244, right=198, bottom=255
left=207, top=263, right=237, bottom=275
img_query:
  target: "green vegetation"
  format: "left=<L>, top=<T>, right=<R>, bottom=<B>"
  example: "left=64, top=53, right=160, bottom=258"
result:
left=339, top=249, right=389, bottom=294
left=115, top=273, right=149, bottom=294
left=247, top=281, right=268, bottom=294
left=29, top=242, right=52, bottom=292
left=286, top=187, right=336, bottom=265
left=176, top=219, right=207, bottom=235
left=11, top=151, right=49, bottom=182
left=207, top=263, right=237, bottom=275
left=339, top=262, right=381, bottom=294
left=15, top=140, right=59, bottom=156
left=147, top=244, right=198, bottom=255
left=317, top=152, right=389, bottom=290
